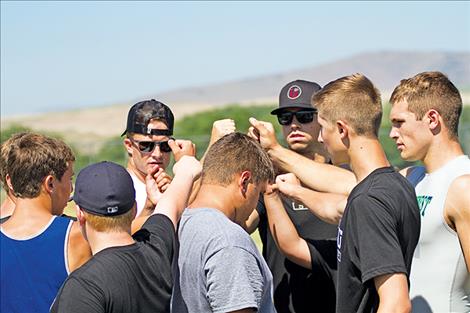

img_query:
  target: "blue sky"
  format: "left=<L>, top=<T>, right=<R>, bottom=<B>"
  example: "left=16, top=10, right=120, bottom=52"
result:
left=1, top=1, right=469, bottom=116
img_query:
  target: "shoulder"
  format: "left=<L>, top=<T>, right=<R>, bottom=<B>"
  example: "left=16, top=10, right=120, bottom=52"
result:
left=138, top=213, right=174, bottom=237
left=400, top=165, right=426, bottom=186
left=68, top=221, right=92, bottom=272
left=181, top=209, right=255, bottom=250
left=446, top=174, right=470, bottom=220
left=51, top=270, right=105, bottom=313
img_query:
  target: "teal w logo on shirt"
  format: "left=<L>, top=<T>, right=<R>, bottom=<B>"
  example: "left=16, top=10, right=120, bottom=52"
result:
left=417, top=195, right=433, bottom=216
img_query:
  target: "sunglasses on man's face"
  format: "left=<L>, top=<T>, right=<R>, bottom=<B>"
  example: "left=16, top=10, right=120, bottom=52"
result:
left=277, top=110, right=317, bottom=125
left=130, top=138, right=173, bottom=153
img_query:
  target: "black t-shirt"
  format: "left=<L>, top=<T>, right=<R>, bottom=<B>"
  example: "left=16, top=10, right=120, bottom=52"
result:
left=50, top=214, right=176, bottom=313
left=257, top=195, right=337, bottom=313
left=336, top=167, right=420, bottom=313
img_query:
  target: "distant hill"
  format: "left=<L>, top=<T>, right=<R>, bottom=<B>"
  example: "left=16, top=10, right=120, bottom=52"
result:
left=2, top=51, right=469, bottom=144
left=154, top=51, right=470, bottom=106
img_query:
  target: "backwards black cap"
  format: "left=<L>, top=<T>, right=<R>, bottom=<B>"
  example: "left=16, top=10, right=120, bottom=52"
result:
left=73, top=161, right=136, bottom=217
left=271, top=80, right=322, bottom=115
left=122, top=99, right=174, bottom=136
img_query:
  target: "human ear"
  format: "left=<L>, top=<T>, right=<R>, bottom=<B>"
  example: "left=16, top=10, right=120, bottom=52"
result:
left=123, top=138, right=133, bottom=156
left=426, top=109, right=440, bottom=130
left=76, top=206, right=86, bottom=226
left=239, top=171, right=252, bottom=194
left=336, top=120, right=349, bottom=139
left=44, top=175, right=55, bottom=194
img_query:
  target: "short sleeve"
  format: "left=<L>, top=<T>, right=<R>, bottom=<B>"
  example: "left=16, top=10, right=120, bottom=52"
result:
left=134, top=214, right=176, bottom=257
left=306, top=239, right=338, bottom=279
left=256, top=197, right=266, bottom=217
left=204, top=247, right=264, bottom=313
left=49, top=277, right=104, bottom=313
left=349, top=195, right=407, bottom=283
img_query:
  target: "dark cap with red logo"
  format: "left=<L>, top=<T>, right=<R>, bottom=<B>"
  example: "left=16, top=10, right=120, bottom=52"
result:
left=271, top=80, right=322, bottom=115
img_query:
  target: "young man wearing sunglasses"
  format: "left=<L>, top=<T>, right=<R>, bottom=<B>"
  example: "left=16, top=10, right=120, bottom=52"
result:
left=122, top=99, right=174, bottom=219
left=245, top=80, right=339, bottom=313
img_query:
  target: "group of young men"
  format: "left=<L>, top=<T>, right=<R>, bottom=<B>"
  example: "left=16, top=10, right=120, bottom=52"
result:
left=0, top=70, right=469, bottom=313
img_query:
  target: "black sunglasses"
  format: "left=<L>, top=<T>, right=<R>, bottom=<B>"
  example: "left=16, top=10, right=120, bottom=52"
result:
left=130, top=138, right=173, bottom=153
left=277, top=110, right=316, bottom=125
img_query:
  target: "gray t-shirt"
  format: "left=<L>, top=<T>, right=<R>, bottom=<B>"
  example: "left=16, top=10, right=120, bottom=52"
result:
left=172, top=208, right=276, bottom=313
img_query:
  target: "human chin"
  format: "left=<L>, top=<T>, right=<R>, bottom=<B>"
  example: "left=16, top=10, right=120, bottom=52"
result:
left=288, top=141, right=308, bottom=152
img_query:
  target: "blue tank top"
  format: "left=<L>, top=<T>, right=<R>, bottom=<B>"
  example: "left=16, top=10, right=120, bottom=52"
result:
left=1, top=215, right=72, bottom=313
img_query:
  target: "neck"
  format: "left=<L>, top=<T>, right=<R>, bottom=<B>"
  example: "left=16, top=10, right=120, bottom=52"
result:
left=422, top=137, right=464, bottom=173
left=349, top=136, right=390, bottom=182
left=127, top=160, right=145, bottom=182
left=86, top=228, right=135, bottom=255
left=0, top=196, right=16, bottom=218
left=189, top=184, right=238, bottom=222
left=1, top=194, right=54, bottom=237
left=300, top=145, right=330, bottom=163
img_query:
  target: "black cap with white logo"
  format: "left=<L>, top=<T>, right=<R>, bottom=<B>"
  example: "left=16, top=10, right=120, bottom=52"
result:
left=271, top=80, right=322, bottom=115
left=73, top=161, right=136, bottom=216
left=122, top=99, right=174, bottom=137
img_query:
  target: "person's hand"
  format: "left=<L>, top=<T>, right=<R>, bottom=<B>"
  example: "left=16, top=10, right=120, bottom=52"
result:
left=145, top=165, right=164, bottom=206
left=209, top=119, right=236, bottom=145
left=153, top=167, right=172, bottom=192
left=263, top=182, right=281, bottom=202
left=248, top=117, right=280, bottom=150
left=275, top=173, right=301, bottom=198
left=169, top=139, right=196, bottom=162
left=173, top=155, right=202, bottom=181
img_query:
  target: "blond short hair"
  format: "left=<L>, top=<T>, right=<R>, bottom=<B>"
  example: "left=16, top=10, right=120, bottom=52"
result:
left=312, top=73, right=382, bottom=137
left=390, top=71, right=462, bottom=139
left=83, top=208, right=134, bottom=232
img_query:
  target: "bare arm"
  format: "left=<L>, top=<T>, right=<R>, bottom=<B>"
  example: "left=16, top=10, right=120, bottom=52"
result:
left=445, top=174, right=470, bottom=271
left=188, top=119, right=236, bottom=204
left=151, top=155, right=201, bottom=228
left=248, top=117, right=356, bottom=195
left=244, top=209, right=259, bottom=234
left=374, top=273, right=411, bottom=313
left=68, top=221, right=92, bottom=272
left=137, top=167, right=172, bottom=219
left=264, top=185, right=311, bottom=270
left=276, top=173, right=346, bottom=224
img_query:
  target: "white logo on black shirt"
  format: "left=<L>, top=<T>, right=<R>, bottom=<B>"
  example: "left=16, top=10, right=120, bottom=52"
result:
left=291, top=202, right=308, bottom=211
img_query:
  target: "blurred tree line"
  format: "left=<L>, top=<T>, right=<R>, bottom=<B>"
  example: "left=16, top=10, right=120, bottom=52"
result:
left=1, top=103, right=469, bottom=180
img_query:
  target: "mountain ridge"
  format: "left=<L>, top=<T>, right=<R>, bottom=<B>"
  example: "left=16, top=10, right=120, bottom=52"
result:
left=2, top=51, right=469, bottom=142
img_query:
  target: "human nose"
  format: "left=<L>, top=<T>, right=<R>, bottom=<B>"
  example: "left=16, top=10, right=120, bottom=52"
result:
left=150, top=144, right=163, bottom=158
left=290, top=115, right=301, bottom=129
left=317, top=129, right=324, bottom=143
left=389, top=127, right=398, bottom=140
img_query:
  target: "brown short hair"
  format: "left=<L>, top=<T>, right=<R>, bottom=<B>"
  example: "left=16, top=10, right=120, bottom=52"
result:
left=312, top=73, right=383, bottom=137
left=83, top=208, right=134, bottom=232
left=0, top=132, right=28, bottom=191
left=390, top=71, right=462, bottom=139
left=7, top=133, right=75, bottom=198
left=201, top=132, right=274, bottom=186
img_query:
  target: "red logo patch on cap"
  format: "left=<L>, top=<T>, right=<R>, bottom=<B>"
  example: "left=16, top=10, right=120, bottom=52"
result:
left=287, top=85, right=302, bottom=100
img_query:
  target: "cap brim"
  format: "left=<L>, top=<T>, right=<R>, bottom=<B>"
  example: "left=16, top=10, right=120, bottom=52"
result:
left=271, top=104, right=317, bottom=115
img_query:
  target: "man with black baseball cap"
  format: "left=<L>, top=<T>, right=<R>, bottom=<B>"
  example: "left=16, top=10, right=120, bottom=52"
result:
left=245, top=80, right=341, bottom=313
left=50, top=148, right=202, bottom=313
left=122, top=99, right=174, bottom=219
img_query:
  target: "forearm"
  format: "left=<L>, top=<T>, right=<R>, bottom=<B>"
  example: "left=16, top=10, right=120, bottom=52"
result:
left=264, top=192, right=311, bottom=269
left=289, top=186, right=345, bottom=224
left=154, top=170, right=197, bottom=228
left=268, top=145, right=356, bottom=195
left=375, top=273, right=411, bottom=313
